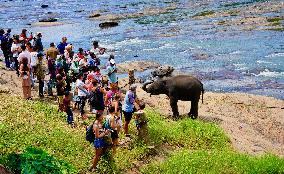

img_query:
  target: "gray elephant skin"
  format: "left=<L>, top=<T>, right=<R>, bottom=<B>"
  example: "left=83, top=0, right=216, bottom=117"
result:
left=142, top=75, right=204, bottom=119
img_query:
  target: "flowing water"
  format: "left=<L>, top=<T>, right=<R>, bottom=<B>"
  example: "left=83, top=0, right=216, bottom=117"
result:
left=1, top=0, right=283, bottom=99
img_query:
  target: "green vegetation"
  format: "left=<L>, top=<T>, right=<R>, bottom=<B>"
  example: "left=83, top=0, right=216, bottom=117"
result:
left=267, top=27, right=284, bottom=32
left=0, top=94, right=283, bottom=173
left=193, top=10, right=215, bottom=17
left=6, top=146, right=75, bottom=174
left=142, top=150, right=284, bottom=174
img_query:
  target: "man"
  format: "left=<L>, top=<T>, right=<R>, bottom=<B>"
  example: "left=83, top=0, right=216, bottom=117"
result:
left=122, top=84, right=140, bottom=137
left=0, top=29, right=12, bottom=69
left=90, top=40, right=106, bottom=59
left=19, top=29, right=33, bottom=44
left=76, top=73, right=89, bottom=119
left=106, top=59, right=117, bottom=85
left=46, top=42, right=59, bottom=59
left=57, top=37, right=68, bottom=54
left=11, top=36, right=21, bottom=76
left=18, top=45, right=31, bottom=65
left=34, top=32, right=43, bottom=53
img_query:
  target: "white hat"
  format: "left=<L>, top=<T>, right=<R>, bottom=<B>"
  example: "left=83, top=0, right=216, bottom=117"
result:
left=110, top=59, right=115, bottom=64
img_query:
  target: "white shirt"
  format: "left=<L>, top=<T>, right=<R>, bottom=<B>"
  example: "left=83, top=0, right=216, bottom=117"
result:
left=18, top=50, right=31, bottom=65
left=76, top=79, right=87, bottom=97
left=30, top=51, right=38, bottom=67
left=11, top=43, right=21, bottom=57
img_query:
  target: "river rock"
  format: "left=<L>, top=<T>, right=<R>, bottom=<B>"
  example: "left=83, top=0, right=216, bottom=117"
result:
left=99, top=21, right=118, bottom=28
left=39, top=18, right=57, bottom=22
left=41, top=4, right=48, bottom=8
left=89, top=13, right=101, bottom=18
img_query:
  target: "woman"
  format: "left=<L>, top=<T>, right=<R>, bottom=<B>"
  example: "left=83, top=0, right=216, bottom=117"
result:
left=107, top=105, right=120, bottom=155
left=111, top=93, right=122, bottom=130
left=90, top=113, right=110, bottom=172
left=90, top=79, right=106, bottom=114
left=19, top=57, right=32, bottom=99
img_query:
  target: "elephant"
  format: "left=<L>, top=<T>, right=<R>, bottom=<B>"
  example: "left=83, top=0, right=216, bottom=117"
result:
left=142, top=75, right=204, bottom=119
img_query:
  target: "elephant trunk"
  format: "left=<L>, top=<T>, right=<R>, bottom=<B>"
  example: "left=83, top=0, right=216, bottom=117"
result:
left=142, top=80, right=153, bottom=92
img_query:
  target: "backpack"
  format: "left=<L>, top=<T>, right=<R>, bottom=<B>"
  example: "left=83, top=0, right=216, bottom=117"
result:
left=86, top=123, right=95, bottom=144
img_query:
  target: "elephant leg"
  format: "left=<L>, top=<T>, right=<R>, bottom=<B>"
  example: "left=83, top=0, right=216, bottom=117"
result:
left=170, top=98, right=179, bottom=118
left=189, top=99, right=199, bottom=119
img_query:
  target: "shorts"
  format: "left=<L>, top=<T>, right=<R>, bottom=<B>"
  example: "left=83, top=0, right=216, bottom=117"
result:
left=58, top=96, right=64, bottom=105
left=111, top=130, right=119, bottom=140
left=94, top=138, right=107, bottom=149
left=123, top=111, right=133, bottom=122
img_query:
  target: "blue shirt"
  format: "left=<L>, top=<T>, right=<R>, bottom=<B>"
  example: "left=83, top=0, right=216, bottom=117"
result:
left=57, top=42, right=68, bottom=54
left=123, top=90, right=135, bottom=112
left=107, top=65, right=117, bottom=83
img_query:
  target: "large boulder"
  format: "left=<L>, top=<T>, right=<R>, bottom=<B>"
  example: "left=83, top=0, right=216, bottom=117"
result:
left=41, top=4, right=48, bottom=8
left=99, top=21, right=118, bottom=28
left=39, top=18, right=57, bottom=22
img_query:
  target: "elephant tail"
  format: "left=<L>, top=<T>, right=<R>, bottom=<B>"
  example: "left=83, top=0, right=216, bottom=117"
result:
left=201, top=85, right=204, bottom=104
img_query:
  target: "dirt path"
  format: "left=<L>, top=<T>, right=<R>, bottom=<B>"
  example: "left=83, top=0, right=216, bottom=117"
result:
left=1, top=64, right=283, bottom=157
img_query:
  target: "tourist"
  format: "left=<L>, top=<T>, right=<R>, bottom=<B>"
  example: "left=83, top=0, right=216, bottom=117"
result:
left=56, top=74, right=66, bottom=112
left=46, top=42, right=59, bottom=59
left=26, top=42, right=33, bottom=53
left=90, top=41, right=106, bottom=57
left=19, top=29, right=33, bottom=44
left=106, top=59, right=117, bottom=85
left=77, top=48, right=85, bottom=60
left=11, top=36, right=21, bottom=76
left=106, top=105, right=120, bottom=155
left=30, top=46, right=38, bottom=87
left=34, top=32, right=43, bottom=53
left=19, top=57, right=32, bottom=100
left=18, top=45, right=31, bottom=65
left=35, top=53, right=45, bottom=97
left=122, top=84, right=140, bottom=137
left=47, top=55, right=56, bottom=96
left=57, top=37, right=68, bottom=55
left=89, top=113, right=110, bottom=172
left=0, top=29, right=11, bottom=69
left=63, top=91, right=74, bottom=126
left=89, top=79, right=106, bottom=114
left=76, top=73, right=89, bottom=119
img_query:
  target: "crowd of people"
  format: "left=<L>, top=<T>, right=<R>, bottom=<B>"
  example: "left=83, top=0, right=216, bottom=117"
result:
left=0, top=28, right=148, bottom=171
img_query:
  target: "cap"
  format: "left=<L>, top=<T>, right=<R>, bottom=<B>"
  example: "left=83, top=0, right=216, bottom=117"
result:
left=110, top=59, right=115, bottom=64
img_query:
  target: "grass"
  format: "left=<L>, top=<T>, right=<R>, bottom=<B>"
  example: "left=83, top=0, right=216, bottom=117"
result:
left=0, top=94, right=283, bottom=173
left=267, top=27, right=284, bottom=32
left=193, top=10, right=215, bottom=17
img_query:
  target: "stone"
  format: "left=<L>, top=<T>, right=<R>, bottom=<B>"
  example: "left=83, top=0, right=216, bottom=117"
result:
left=39, top=18, right=57, bottom=22
left=99, top=21, right=118, bottom=28
left=41, top=4, right=48, bottom=8
left=89, top=13, right=101, bottom=18
left=151, top=65, right=174, bottom=78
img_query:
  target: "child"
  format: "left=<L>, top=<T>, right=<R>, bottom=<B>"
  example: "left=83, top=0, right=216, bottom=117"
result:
left=133, top=102, right=149, bottom=144
left=56, top=74, right=66, bottom=112
left=63, top=91, right=74, bottom=126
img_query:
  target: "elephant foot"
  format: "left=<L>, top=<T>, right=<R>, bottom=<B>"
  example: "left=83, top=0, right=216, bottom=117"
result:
left=188, top=113, right=197, bottom=120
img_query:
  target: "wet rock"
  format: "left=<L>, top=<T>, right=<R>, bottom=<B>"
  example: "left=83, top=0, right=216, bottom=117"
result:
left=75, top=10, right=84, bottom=13
left=39, top=18, right=57, bottom=22
left=192, top=53, right=210, bottom=60
left=99, top=21, right=118, bottom=28
left=151, top=65, right=174, bottom=78
left=47, top=11, right=53, bottom=14
left=89, top=13, right=101, bottom=18
left=41, top=4, right=48, bottom=8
